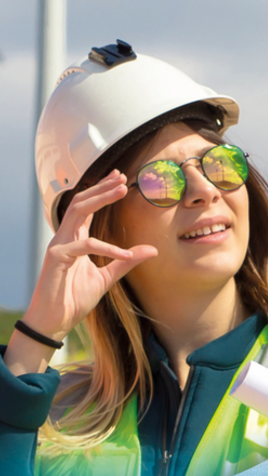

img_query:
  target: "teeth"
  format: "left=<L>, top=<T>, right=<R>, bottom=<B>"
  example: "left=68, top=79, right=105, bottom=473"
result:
left=211, top=224, right=221, bottom=233
left=203, top=226, right=211, bottom=235
left=183, top=223, right=227, bottom=239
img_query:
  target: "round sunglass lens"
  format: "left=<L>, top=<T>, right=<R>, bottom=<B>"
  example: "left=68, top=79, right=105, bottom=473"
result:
left=202, top=145, right=248, bottom=190
left=138, top=160, right=186, bottom=207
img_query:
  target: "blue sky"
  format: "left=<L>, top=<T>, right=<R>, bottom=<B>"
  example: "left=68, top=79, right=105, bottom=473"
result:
left=0, top=0, right=268, bottom=309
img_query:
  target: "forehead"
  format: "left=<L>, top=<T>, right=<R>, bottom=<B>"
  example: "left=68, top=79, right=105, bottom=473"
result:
left=127, top=122, right=216, bottom=178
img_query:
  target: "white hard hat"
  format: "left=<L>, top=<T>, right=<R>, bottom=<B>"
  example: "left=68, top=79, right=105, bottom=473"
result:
left=35, top=39, right=239, bottom=231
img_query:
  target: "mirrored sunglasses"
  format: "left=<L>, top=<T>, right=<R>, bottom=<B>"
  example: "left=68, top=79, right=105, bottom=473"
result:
left=129, top=144, right=249, bottom=207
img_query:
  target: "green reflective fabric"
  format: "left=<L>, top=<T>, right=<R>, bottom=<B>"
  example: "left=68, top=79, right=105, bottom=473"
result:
left=35, top=395, right=141, bottom=476
left=186, top=325, right=268, bottom=476
left=35, top=326, right=268, bottom=476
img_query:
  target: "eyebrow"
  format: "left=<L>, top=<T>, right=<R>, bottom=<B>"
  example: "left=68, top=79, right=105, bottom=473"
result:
left=195, top=146, right=215, bottom=158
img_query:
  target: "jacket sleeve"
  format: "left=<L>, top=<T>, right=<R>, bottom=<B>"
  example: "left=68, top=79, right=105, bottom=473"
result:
left=0, top=345, right=60, bottom=476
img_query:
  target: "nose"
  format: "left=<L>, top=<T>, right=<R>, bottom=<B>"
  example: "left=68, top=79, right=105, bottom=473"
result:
left=182, top=161, right=221, bottom=208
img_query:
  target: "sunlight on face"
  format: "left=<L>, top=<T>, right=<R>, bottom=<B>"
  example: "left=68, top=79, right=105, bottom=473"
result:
left=115, top=122, right=249, bottom=298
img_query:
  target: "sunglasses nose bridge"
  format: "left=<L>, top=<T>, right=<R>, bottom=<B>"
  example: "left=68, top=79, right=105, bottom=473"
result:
left=180, top=157, right=205, bottom=182
left=182, top=160, right=222, bottom=207
left=180, top=156, right=202, bottom=168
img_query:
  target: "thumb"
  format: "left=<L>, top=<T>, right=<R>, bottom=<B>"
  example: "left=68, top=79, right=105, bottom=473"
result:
left=100, top=245, right=158, bottom=289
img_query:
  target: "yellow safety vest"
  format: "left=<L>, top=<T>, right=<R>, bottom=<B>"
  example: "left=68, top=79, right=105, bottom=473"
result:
left=35, top=325, right=268, bottom=476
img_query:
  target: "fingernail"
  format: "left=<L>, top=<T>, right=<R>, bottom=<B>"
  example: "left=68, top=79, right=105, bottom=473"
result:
left=122, top=250, right=133, bottom=257
left=108, top=169, right=120, bottom=178
left=115, top=183, right=127, bottom=190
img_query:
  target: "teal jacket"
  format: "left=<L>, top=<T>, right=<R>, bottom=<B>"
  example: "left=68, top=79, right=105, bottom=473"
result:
left=0, top=313, right=267, bottom=476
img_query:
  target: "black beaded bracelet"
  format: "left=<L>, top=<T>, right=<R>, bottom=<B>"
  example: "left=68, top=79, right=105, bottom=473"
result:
left=14, top=320, right=64, bottom=350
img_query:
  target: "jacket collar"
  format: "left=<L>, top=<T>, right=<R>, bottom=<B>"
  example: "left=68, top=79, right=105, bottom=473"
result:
left=146, top=312, right=267, bottom=375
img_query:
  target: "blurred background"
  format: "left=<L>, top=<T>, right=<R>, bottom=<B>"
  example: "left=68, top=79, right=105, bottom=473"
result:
left=0, top=0, right=267, bottom=344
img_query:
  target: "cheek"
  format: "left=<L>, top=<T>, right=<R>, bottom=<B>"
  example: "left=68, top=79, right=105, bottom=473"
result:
left=112, top=198, right=144, bottom=247
left=116, top=204, right=155, bottom=248
left=229, top=186, right=250, bottom=257
left=114, top=195, right=173, bottom=250
left=239, top=187, right=249, bottom=237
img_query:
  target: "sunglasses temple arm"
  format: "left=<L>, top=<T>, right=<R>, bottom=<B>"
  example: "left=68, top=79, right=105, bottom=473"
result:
left=128, top=182, right=137, bottom=189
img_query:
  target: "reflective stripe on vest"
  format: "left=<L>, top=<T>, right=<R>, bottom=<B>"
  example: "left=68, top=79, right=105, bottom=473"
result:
left=35, top=394, right=141, bottom=476
left=35, top=325, right=268, bottom=476
left=185, top=324, right=268, bottom=476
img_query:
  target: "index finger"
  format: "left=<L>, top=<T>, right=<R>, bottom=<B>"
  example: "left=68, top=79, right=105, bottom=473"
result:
left=56, top=180, right=128, bottom=243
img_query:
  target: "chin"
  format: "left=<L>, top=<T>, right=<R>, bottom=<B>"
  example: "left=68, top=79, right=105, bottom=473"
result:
left=172, top=254, right=245, bottom=286
left=190, top=263, right=243, bottom=286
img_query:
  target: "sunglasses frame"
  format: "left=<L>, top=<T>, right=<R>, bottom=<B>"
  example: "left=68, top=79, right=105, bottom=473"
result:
left=129, top=144, right=249, bottom=208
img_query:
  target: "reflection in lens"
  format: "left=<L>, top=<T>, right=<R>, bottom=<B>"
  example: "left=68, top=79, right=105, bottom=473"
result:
left=138, top=160, right=186, bottom=206
left=203, top=145, right=248, bottom=190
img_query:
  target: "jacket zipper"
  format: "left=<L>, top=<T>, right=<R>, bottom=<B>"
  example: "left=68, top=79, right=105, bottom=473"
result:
left=158, top=364, right=195, bottom=476
left=158, top=451, right=172, bottom=476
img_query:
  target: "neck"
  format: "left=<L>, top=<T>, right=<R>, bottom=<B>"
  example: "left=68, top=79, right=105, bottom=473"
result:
left=136, top=277, right=250, bottom=389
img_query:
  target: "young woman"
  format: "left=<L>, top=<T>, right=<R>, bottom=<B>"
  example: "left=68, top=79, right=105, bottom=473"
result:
left=1, top=40, right=268, bottom=476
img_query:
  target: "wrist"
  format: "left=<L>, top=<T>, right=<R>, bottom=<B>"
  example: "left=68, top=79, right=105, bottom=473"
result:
left=4, top=330, right=56, bottom=376
left=22, top=309, right=68, bottom=343
left=15, top=320, right=64, bottom=350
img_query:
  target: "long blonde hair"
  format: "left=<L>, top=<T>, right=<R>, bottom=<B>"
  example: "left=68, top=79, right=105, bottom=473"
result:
left=40, top=198, right=153, bottom=452
left=40, top=121, right=268, bottom=452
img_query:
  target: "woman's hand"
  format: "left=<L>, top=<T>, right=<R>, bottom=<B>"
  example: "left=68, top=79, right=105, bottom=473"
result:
left=26, top=169, right=157, bottom=340
left=4, top=170, right=158, bottom=375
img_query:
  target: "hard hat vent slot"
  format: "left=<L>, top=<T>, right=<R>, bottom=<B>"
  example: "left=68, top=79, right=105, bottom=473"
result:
left=56, top=68, right=82, bottom=86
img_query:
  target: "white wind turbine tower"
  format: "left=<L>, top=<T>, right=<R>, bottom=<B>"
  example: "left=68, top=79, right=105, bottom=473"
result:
left=29, top=0, right=67, bottom=363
